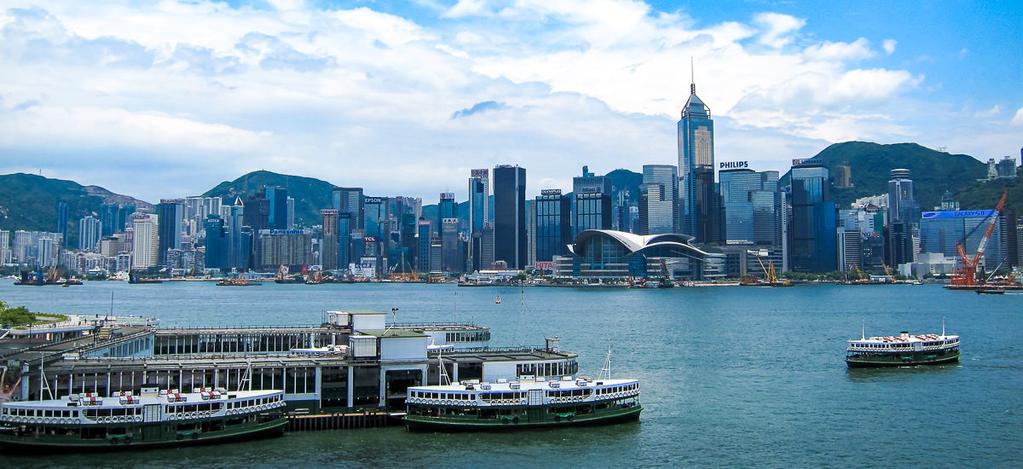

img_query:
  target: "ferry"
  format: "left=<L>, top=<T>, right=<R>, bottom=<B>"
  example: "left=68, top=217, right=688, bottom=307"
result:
left=404, top=350, right=641, bottom=431
left=846, top=329, right=960, bottom=367
left=0, top=388, right=287, bottom=452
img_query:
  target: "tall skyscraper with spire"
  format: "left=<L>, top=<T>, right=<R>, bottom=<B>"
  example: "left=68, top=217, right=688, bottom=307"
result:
left=678, top=61, right=719, bottom=243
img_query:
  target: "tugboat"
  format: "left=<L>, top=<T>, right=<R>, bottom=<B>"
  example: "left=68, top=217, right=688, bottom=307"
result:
left=846, top=324, right=959, bottom=367
left=404, top=348, right=641, bottom=431
left=0, top=388, right=287, bottom=452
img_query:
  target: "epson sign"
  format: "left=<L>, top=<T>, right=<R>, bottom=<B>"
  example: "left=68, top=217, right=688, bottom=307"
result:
left=719, top=161, right=749, bottom=170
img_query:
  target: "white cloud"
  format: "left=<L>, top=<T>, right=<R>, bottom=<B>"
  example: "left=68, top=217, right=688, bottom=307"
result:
left=1012, top=107, right=1023, bottom=126
left=443, top=0, right=491, bottom=18
left=0, top=1, right=1012, bottom=202
left=882, top=39, right=897, bottom=55
left=974, top=105, right=1001, bottom=118
left=802, top=38, right=874, bottom=61
left=753, top=12, right=805, bottom=48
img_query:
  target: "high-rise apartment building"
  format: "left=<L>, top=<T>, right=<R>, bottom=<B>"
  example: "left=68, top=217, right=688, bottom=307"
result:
left=493, top=165, right=526, bottom=269
left=0, top=230, right=9, bottom=266
left=78, top=215, right=102, bottom=251
left=641, top=165, right=678, bottom=234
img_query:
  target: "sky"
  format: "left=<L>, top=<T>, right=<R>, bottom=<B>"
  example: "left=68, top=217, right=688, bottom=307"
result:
left=0, top=0, right=1020, bottom=204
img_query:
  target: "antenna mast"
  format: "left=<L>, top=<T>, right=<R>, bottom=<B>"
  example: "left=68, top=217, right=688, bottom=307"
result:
left=599, top=345, right=613, bottom=380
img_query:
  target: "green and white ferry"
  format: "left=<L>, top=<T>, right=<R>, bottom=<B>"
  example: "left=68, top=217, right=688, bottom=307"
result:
left=405, top=349, right=641, bottom=431
left=0, top=387, right=287, bottom=451
left=846, top=328, right=960, bottom=367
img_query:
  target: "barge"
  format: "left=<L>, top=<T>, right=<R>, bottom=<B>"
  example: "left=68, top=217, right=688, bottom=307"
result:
left=0, top=388, right=286, bottom=452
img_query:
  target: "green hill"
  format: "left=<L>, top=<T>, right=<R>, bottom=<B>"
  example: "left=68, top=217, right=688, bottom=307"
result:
left=202, top=170, right=334, bottom=227
left=785, top=141, right=988, bottom=210
left=0, top=173, right=151, bottom=246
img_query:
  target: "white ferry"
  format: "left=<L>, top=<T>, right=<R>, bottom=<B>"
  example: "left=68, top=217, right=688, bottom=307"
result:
left=846, top=330, right=960, bottom=367
left=404, top=376, right=641, bottom=431
left=405, top=349, right=641, bottom=431
left=0, top=387, right=287, bottom=451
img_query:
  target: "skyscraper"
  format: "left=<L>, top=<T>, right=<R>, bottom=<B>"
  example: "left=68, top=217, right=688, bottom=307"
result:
left=131, top=213, right=159, bottom=269
left=338, top=213, right=352, bottom=270
left=0, top=230, right=10, bottom=266
left=678, top=70, right=718, bottom=242
left=203, top=215, right=228, bottom=271
left=333, top=187, right=364, bottom=230
left=286, top=197, right=295, bottom=229
left=266, top=186, right=289, bottom=230
left=321, top=209, right=339, bottom=270
left=55, top=201, right=68, bottom=247
left=886, top=168, right=918, bottom=267
left=78, top=215, right=102, bottom=251
left=493, top=165, right=526, bottom=269
left=535, top=189, right=571, bottom=262
left=641, top=165, right=678, bottom=234
left=227, top=197, right=249, bottom=271
left=718, top=168, right=780, bottom=246
left=438, top=192, right=457, bottom=236
left=441, top=218, right=463, bottom=273
left=468, top=169, right=490, bottom=272
left=573, top=192, right=612, bottom=237
left=789, top=163, right=837, bottom=272
left=572, top=166, right=613, bottom=238
left=244, top=193, right=270, bottom=232
left=416, top=218, right=432, bottom=273
left=156, top=199, right=184, bottom=267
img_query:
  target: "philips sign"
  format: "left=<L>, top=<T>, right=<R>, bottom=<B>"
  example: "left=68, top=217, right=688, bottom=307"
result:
left=719, top=161, right=750, bottom=170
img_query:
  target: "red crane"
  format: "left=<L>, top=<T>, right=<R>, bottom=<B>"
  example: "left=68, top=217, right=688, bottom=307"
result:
left=951, top=189, right=1008, bottom=286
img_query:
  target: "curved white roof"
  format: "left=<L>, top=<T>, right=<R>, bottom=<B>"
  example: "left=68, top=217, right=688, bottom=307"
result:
left=569, top=230, right=717, bottom=257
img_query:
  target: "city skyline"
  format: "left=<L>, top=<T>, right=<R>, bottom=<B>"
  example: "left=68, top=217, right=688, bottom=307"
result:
left=0, top=1, right=1020, bottom=202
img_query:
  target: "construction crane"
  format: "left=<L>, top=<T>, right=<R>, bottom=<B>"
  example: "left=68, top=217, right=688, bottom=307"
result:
left=951, top=189, right=1009, bottom=287
left=747, top=249, right=790, bottom=286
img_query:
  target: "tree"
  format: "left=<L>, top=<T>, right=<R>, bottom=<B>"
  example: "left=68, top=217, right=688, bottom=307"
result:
left=0, top=301, right=36, bottom=328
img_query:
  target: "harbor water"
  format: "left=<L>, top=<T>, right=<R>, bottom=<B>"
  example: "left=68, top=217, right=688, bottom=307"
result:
left=0, top=281, right=1021, bottom=467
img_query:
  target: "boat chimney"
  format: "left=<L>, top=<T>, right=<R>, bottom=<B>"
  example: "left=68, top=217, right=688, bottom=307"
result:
left=900, top=331, right=909, bottom=339
left=545, top=336, right=560, bottom=353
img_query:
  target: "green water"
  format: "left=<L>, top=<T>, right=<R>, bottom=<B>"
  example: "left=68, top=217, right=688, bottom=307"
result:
left=0, top=281, right=1021, bottom=467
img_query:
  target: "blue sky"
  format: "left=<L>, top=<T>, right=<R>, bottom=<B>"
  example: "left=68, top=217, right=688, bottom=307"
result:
left=0, top=0, right=1020, bottom=203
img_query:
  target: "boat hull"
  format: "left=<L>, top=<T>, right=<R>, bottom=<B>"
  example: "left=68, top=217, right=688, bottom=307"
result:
left=0, top=417, right=287, bottom=453
left=846, top=349, right=960, bottom=368
left=404, top=405, right=641, bottom=432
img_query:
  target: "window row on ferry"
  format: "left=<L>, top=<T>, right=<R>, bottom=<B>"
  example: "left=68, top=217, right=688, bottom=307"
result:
left=595, top=383, right=639, bottom=396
